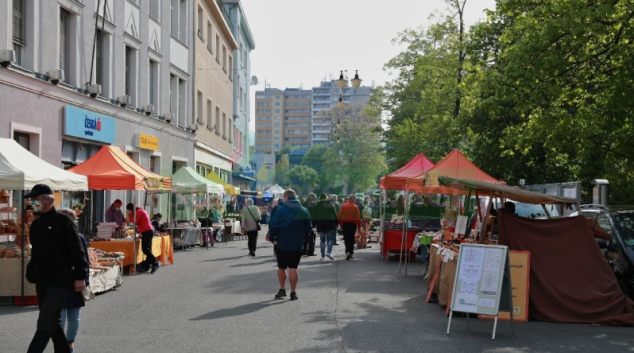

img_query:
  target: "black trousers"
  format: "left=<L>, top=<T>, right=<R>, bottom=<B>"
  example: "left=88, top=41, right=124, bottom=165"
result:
left=247, top=230, right=258, bottom=253
left=303, top=230, right=316, bottom=255
left=28, top=284, right=71, bottom=353
left=139, top=230, right=157, bottom=268
left=342, top=223, right=357, bottom=255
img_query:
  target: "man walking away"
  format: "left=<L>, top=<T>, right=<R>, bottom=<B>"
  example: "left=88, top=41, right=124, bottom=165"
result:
left=269, top=189, right=312, bottom=300
left=241, top=198, right=261, bottom=256
left=302, top=193, right=317, bottom=256
left=25, top=184, right=87, bottom=353
left=330, top=194, right=341, bottom=246
left=338, top=195, right=361, bottom=260
left=314, top=193, right=338, bottom=260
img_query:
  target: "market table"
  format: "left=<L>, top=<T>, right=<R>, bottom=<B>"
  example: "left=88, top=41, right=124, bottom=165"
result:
left=381, top=228, right=419, bottom=260
left=426, top=244, right=458, bottom=307
left=90, top=235, right=173, bottom=273
left=0, top=258, right=36, bottom=296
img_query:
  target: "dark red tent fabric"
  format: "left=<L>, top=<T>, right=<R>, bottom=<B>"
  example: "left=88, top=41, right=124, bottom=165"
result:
left=379, top=153, right=434, bottom=191
left=498, top=213, right=634, bottom=326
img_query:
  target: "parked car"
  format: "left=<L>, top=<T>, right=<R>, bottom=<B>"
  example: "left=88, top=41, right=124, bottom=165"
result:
left=570, top=204, right=634, bottom=298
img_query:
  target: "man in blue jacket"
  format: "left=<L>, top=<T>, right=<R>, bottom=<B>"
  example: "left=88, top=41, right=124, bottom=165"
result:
left=268, top=189, right=312, bottom=301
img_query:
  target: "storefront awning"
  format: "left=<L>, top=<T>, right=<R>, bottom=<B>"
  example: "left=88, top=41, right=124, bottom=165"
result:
left=206, top=171, right=239, bottom=195
left=232, top=172, right=256, bottom=182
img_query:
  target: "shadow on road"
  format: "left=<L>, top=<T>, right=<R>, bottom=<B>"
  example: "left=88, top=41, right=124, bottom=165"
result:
left=190, top=300, right=286, bottom=321
left=199, top=255, right=246, bottom=262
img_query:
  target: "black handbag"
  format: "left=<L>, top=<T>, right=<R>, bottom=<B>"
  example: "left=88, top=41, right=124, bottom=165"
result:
left=246, top=206, right=261, bottom=231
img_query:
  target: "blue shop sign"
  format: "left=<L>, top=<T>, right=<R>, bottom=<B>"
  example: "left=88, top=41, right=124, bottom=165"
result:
left=64, top=105, right=116, bottom=144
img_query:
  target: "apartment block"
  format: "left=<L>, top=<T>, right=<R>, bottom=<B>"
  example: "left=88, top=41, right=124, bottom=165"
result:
left=254, top=87, right=311, bottom=154
left=312, top=79, right=375, bottom=146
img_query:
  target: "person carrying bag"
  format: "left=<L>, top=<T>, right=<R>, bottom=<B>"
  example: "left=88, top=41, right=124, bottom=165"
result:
left=242, top=199, right=261, bottom=256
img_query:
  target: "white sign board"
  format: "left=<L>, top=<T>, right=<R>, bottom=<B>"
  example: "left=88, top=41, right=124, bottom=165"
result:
left=450, top=244, right=508, bottom=316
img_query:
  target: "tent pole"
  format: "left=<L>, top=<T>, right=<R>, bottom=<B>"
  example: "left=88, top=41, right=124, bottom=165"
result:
left=20, top=190, right=25, bottom=306
left=132, top=190, right=137, bottom=275
left=399, top=189, right=407, bottom=274
left=478, top=192, right=494, bottom=244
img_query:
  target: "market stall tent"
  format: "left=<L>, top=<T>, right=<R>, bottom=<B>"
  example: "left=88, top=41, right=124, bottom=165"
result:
left=0, top=138, right=88, bottom=190
left=68, top=145, right=171, bottom=190
left=266, top=184, right=285, bottom=194
left=379, top=153, right=435, bottom=192
left=172, top=167, right=223, bottom=195
left=206, top=171, right=239, bottom=195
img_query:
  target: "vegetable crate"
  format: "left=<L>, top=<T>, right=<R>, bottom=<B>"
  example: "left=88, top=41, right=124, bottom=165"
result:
left=14, top=296, right=38, bottom=305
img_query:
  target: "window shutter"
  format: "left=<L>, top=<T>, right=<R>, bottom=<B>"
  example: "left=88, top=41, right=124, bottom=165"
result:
left=12, top=0, right=25, bottom=45
left=59, top=8, right=70, bottom=78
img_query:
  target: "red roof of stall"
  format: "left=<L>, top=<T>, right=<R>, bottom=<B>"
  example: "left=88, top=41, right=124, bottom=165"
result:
left=379, top=153, right=435, bottom=191
left=68, top=146, right=171, bottom=190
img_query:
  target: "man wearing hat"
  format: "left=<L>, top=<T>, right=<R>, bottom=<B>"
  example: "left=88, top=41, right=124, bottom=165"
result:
left=25, top=184, right=87, bottom=353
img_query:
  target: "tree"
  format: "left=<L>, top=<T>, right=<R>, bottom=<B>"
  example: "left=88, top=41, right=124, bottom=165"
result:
left=286, top=165, right=319, bottom=196
left=378, top=3, right=470, bottom=171
left=321, top=104, right=386, bottom=195
left=279, top=144, right=296, bottom=155
left=274, top=154, right=290, bottom=187
left=465, top=0, right=634, bottom=203
left=302, top=145, right=340, bottom=193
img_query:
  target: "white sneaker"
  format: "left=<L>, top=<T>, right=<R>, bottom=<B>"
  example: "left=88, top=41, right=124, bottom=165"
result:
left=326, top=253, right=334, bottom=260
left=321, top=257, right=325, bottom=261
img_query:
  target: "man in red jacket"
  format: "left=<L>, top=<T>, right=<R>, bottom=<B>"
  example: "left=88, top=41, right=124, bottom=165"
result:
left=126, top=203, right=159, bottom=273
left=338, top=195, right=361, bottom=260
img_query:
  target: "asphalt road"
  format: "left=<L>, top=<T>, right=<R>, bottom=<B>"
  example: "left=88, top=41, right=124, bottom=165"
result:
left=1, top=231, right=634, bottom=353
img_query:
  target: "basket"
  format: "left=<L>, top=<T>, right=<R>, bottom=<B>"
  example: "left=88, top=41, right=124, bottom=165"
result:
left=420, top=235, right=433, bottom=245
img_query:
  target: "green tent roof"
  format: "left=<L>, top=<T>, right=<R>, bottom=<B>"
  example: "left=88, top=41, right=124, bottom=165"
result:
left=172, top=167, right=223, bottom=194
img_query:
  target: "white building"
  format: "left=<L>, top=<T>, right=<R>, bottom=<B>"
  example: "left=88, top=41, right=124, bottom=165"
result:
left=220, top=0, right=256, bottom=190
left=0, top=0, right=195, bottom=224
left=311, top=79, right=374, bottom=146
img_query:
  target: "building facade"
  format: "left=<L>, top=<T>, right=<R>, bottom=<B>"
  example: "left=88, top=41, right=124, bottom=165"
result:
left=312, top=79, right=374, bottom=146
left=193, top=0, right=237, bottom=184
left=254, top=87, right=312, bottom=154
left=0, top=0, right=195, bottom=220
left=220, top=0, right=256, bottom=191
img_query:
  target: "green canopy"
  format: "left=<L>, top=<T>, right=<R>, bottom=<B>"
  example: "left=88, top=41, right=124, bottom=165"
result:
left=172, top=167, right=223, bottom=195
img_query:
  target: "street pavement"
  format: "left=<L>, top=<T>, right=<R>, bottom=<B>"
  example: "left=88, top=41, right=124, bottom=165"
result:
left=2, top=229, right=634, bottom=353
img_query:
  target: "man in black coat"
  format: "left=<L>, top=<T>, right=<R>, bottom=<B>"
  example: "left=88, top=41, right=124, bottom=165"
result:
left=25, top=184, right=87, bottom=353
left=313, top=194, right=338, bottom=260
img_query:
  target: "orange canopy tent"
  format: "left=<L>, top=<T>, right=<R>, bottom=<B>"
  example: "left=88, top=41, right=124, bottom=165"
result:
left=68, top=146, right=171, bottom=190
left=379, top=153, right=435, bottom=191
left=405, top=149, right=504, bottom=194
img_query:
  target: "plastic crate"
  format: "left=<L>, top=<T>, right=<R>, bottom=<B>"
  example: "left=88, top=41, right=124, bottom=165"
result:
left=14, top=296, right=38, bottom=305
left=0, top=296, right=13, bottom=306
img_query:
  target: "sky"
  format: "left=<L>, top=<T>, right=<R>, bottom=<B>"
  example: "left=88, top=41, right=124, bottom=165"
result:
left=239, top=0, right=497, bottom=128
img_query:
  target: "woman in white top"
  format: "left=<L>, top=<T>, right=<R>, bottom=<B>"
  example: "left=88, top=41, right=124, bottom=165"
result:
left=241, top=198, right=261, bottom=256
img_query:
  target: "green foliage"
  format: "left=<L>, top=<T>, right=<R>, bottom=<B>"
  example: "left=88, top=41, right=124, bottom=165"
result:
left=286, top=165, right=319, bottom=196
left=279, top=145, right=296, bottom=155
left=274, top=154, right=290, bottom=187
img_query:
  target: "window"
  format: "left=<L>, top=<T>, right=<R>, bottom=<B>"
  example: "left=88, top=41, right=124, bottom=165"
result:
left=14, top=132, right=30, bottom=151
left=178, top=79, right=187, bottom=127
left=207, top=21, right=213, bottom=53
left=150, top=156, right=159, bottom=173
left=170, top=74, right=176, bottom=119
left=222, top=113, right=227, bottom=138
left=206, top=100, right=212, bottom=129
left=95, top=29, right=104, bottom=86
left=150, top=1, right=160, bottom=21
left=228, top=119, right=232, bottom=142
left=149, top=60, right=159, bottom=109
left=197, top=5, right=203, bottom=41
left=243, top=92, right=247, bottom=111
left=12, top=0, right=25, bottom=66
left=222, top=46, right=227, bottom=72
left=215, top=34, right=220, bottom=62
left=239, top=87, right=243, bottom=109
left=171, top=0, right=188, bottom=43
left=197, top=91, right=203, bottom=124
left=215, top=106, right=220, bottom=134
left=59, top=8, right=70, bottom=82
left=228, top=55, right=232, bottom=80
left=125, top=46, right=135, bottom=104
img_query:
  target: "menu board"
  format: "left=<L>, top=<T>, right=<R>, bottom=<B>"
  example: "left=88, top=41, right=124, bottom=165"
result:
left=450, top=244, right=510, bottom=316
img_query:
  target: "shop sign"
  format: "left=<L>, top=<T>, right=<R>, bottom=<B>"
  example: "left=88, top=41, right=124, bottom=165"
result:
left=137, top=133, right=159, bottom=151
left=64, top=105, right=116, bottom=144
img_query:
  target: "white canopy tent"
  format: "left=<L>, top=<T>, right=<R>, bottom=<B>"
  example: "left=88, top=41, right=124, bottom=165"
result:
left=0, top=138, right=88, bottom=190
left=266, top=184, right=285, bottom=194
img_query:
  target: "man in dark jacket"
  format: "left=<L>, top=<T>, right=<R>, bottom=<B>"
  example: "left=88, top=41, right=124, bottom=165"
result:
left=269, top=189, right=312, bottom=301
left=25, top=184, right=87, bottom=353
left=313, top=194, right=338, bottom=260
left=302, top=193, right=317, bottom=256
